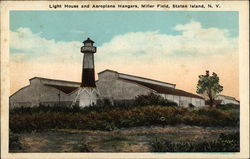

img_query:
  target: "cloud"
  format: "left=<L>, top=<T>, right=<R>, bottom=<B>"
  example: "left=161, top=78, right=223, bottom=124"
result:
left=174, top=20, right=202, bottom=31
left=10, top=20, right=237, bottom=64
left=96, top=20, right=237, bottom=64
left=10, top=27, right=82, bottom=63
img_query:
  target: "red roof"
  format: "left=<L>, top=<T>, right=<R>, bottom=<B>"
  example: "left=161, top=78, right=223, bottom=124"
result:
left=119, top=78, right=204, bottom=99
left=45, top=84, right=78, bottom=94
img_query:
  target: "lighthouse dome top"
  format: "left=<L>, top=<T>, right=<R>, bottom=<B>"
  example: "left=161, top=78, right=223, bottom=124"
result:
left=83, top=38, right=94, bottom=44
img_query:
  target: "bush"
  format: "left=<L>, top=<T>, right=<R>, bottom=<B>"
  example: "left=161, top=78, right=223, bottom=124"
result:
left=151, top=132, right=239, bottom=152
left=134, top=93, right=177, bottom=107
left=96, top=98, right=113, bottom=107
left=217, top=104, right=239, bottom=110
left=184, top=108, right=239, bottom=127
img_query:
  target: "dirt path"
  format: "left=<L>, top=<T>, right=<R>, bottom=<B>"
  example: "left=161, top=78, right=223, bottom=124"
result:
left=14, top=126, right=237, bottom=152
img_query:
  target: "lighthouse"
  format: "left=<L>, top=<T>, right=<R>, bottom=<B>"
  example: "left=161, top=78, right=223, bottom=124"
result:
left=81, top=38, right=96, bottom=87
left=72, top=38, right=99, bottom=107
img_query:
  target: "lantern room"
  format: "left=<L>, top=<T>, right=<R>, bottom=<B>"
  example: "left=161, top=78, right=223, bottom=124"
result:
left=81, top=38, right=97, bottom=53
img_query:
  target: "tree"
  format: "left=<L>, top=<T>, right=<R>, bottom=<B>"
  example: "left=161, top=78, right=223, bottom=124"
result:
left=196, top=70, right=223, bottom=107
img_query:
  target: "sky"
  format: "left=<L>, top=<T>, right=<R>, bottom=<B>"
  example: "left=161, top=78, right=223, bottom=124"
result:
left=9, top=11, right=239, bottom=99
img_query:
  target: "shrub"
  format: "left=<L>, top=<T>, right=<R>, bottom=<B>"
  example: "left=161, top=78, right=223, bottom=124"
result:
left=96, top=98, right=113, bottom=107
left=217, top=103, right=239, bottom=109
left=134, top=93, right=177, bottom=107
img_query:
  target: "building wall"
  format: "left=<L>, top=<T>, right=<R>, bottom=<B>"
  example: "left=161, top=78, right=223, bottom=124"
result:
left=192, top=98, right=205, bottom=107
left=159, top=94, right=179, bottom=106
left=97, top=71, right=205, bottom=107
left=216, top=96, right=239, bottom=105
left=10, top=78, right=78, bottom=108
left=10, top=86, right=36, bottom=108
left=96, top=71, right=152, bottom=102
left=159, top=93, right=205, bottom=107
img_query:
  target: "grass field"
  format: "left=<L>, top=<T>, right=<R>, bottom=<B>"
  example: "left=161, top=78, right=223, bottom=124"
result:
left=10, top=126, right=238, bottom=152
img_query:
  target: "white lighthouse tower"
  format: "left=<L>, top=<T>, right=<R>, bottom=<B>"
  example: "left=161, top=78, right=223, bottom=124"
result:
left=71, top=38, right=99, bottom=107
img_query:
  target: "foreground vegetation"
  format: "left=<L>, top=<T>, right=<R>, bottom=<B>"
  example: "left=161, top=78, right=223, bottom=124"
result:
left=10, top=103, right=239, bottom=133
left=152, top=132, right=239, bottom=152
left=10, top=126, right=239, bottom=152
left=9, top=94, right=239, bottom=152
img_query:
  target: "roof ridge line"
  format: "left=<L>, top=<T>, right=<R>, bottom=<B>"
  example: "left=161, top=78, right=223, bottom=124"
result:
left=98, top=69, right=176, bottom=86
left=29, top=77, right=81, bottom=84
left=119, top=73, right=176, bottom=86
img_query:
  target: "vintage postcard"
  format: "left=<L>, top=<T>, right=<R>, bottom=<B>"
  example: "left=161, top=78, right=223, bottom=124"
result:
left=1, top=0, right=249, bottom=159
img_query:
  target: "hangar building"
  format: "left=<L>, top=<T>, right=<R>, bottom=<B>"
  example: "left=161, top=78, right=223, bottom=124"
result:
left=10, top=69, right=205, bottom=108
